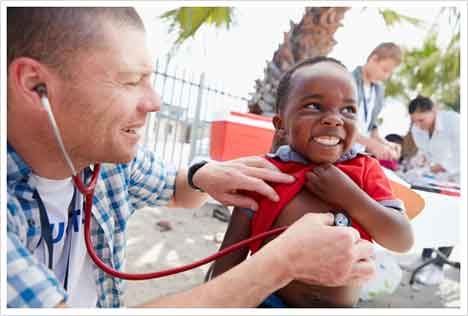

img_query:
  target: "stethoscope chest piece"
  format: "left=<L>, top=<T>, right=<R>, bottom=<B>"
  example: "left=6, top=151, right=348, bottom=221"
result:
left=333, top=211, right=351, bottom=227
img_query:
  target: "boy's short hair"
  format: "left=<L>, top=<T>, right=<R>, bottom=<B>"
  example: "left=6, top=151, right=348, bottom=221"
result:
left=275, top=56, right=347, bottom=113
left=367, top=42, right=402, bottom=64
left=408, top=95, right=434, bottom=114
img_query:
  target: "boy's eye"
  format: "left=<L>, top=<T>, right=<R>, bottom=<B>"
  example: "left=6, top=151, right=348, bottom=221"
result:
left=341, top=106, right=357, bottom=115
left=305, top=103, right=321, bottom=111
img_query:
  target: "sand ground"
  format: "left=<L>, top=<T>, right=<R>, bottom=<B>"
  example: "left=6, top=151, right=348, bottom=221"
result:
left=123, top=204, right=461, bottom=309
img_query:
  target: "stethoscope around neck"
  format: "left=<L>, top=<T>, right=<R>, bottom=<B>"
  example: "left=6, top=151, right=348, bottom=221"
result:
left=34, top=84, right=290, bottom=280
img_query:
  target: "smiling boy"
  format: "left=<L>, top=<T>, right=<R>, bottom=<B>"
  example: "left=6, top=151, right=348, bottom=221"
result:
left=209, top=57, right=413, bottom=308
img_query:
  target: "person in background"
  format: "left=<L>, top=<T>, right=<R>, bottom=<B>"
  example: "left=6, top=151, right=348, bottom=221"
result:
left=408, top=95, right=460, bottom=285
left=409, top=95, right=460, bottom=183
left=352, top=42, right=403, bottom=161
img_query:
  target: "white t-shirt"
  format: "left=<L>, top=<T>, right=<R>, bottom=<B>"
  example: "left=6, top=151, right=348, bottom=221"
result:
left=31, top=174, right=97, bottom=307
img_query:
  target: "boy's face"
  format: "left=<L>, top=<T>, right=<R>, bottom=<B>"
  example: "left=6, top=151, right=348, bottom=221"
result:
left=274, top=62, right=359, bottom=164
left=366, top=56, right=399, bottom=83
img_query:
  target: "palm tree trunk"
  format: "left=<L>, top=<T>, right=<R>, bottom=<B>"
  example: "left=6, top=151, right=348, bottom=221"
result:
left=248, top=7, right=349, bottom=116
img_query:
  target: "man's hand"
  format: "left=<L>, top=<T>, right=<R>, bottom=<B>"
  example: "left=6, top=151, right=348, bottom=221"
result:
left=264, top=213, right=375, bottom=287
left=305, top=164, right=361, bottom=209
left=367, top=138, right=398, bottom=160
left=430, top=163, right=446, bottom=173
left=192, top=157, right=295, bottom=210
left=386, top=141, right=402, bottom=159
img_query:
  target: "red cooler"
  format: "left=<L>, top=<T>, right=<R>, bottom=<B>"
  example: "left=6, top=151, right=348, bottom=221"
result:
left=210, top=111, right=275, bottom=161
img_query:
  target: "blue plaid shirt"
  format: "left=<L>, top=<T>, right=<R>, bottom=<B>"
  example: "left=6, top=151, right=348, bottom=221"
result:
left=7, top=144, right=177, bottom=308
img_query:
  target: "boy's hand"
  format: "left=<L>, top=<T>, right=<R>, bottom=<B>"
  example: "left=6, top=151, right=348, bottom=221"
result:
left=305, top=164, right=361, bottom=209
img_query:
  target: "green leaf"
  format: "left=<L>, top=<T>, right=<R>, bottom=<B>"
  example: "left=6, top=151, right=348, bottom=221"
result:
left=384, top=29, right=460, bottom=112
left=378, top=9, right=423, bottom=28
left=160, top=7, right=234, bottom=45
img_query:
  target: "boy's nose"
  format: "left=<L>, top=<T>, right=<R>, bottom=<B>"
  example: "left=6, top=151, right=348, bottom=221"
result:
left=320, top=113, right=343, bottom=126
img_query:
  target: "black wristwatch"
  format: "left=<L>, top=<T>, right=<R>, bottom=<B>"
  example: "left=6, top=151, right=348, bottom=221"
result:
left=187, top=160, right=209, bottom=192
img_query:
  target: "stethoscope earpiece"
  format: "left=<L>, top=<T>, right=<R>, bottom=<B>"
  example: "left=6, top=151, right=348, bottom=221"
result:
left=34, top=83, right=48, bottom=97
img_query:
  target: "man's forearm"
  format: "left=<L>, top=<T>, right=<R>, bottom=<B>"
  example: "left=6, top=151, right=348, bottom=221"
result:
left=369, top=128, right=386, bottom=143
left=356, top=133, right=374, bottom=147
left=139, top=244, right=291, bottom=307
left=170, top=168, right=209, bottom=209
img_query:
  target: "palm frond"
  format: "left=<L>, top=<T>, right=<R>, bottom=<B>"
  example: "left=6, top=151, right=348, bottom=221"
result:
left=160, top=7, right=233, bottom=45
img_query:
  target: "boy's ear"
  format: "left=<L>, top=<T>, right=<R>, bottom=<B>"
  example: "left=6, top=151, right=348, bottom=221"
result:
left=273, top=115, right=286, bottom=137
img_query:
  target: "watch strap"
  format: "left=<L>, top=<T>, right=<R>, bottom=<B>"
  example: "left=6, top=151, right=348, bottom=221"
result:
left=188, top=160, right=209, bottom=192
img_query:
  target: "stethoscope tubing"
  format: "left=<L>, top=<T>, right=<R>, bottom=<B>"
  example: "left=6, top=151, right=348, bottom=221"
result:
left=37, top=88, right=288, bottom=281
left=79, top=168, right=287, bottom=280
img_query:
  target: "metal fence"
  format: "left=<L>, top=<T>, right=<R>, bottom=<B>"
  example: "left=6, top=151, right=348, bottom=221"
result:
left=142, top=57, right=249, bottom=169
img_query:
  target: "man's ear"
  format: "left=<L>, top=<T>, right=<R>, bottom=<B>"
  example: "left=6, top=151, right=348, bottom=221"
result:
left=9, top=57, right=47, bottom=105
left=273, top=115, right=286, bottom=137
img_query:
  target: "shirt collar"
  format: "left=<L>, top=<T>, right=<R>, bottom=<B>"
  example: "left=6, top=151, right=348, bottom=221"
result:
left=7, top=142, right=93, bottom=186
left=433, top=111, right=444, bottom=132
left=267, top=144, right=364, bottom=164
left=7, top=143, right=33, bottom=185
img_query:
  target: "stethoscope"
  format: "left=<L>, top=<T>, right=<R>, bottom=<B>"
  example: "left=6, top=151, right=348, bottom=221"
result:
left=34, top=84, right=350, bottom=280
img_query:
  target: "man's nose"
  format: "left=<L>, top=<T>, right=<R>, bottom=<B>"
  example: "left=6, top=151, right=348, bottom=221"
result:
left=139, top=88, right=161, bottom=113
left=320, top=113, right=344, bottom=126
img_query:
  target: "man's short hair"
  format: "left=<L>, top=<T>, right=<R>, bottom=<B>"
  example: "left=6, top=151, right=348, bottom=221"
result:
left=408, top=95, right=434, bottom=114
left=7, top=7, right=144, bottom=76
left=367, top=42, right=402, bottom=65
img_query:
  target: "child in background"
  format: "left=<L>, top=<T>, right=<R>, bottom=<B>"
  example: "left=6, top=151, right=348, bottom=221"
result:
left=209, top=57, right=414, bottom=308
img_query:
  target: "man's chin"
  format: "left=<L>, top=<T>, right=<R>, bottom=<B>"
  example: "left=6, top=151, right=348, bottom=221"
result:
left=101, top=147, right=137, bottom=164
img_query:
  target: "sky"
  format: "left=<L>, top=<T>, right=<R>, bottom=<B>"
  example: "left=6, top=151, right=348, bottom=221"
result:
left=136, top=3, right=462, bottom=136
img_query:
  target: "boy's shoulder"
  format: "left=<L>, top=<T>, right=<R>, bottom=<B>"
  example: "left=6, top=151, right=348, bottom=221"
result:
left=336, top=153, right=383, bottom=176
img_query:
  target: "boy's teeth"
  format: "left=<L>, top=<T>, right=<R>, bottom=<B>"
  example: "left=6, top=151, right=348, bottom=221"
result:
left=313, top=136, right=340, bottom=146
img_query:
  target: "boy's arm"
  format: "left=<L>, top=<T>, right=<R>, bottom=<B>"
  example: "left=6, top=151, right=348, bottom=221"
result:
left=210, top=207, right=252, bottom=279
left=305, top=163, right=414, bottom=253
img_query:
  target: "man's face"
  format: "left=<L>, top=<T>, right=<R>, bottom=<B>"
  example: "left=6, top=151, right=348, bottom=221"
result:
left=50, top=22, right=160, bottom=165
left=411, top=110, right=436, bottom=131
left=367, top=56, right=399, bottom=83
left=276, top=63, right=359, bottom=164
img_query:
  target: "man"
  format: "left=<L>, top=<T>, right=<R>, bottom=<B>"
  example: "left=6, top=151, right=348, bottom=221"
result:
left=407, top=95, right=460, bottom=285
left=7, top=7, right=375, bottom=308
left=352, top=42, right=403, bottom=160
